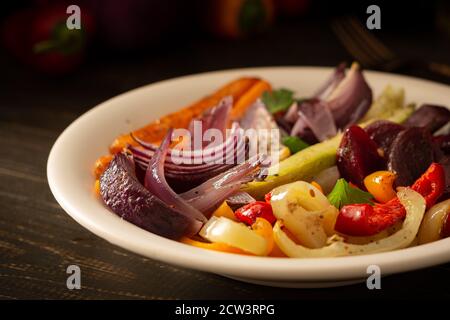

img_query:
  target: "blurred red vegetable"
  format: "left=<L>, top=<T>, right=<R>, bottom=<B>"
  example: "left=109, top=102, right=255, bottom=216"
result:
left=2, top=2, right=94, bottom=74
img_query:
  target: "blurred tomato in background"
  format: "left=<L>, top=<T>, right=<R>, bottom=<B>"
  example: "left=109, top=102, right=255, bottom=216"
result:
left=2, top=1, right=94, bottom=74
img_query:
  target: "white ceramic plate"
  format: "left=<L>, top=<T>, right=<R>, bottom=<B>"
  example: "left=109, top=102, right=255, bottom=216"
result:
left=47, top=67, right=450, bottom=288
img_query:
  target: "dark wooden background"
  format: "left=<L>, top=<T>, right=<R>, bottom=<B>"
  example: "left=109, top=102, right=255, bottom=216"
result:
left=1, top=16, right=450, bottom=299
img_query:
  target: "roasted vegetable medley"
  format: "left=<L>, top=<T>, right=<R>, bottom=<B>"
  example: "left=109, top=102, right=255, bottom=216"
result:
left=94, top=63, right=450, bottom=258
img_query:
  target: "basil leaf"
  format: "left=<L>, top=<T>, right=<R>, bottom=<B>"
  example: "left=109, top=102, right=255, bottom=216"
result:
left=327, top=179, right=374, bottom=209
left=262, top=88, right=294, bottom=114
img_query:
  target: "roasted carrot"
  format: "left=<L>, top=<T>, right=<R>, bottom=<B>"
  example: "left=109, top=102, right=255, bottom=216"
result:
left=230, top=79, right=272, bottom=120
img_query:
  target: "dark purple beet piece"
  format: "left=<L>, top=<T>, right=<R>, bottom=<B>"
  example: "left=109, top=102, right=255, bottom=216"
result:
left=387, top=127, right=434, bottom=187
left=364, top=120, right=405, bottom=156
left=100, top=153, right=201, bottom=240
left=403, top=104, right=450, bottom=133
left=336, top=125, right=384, bottom=189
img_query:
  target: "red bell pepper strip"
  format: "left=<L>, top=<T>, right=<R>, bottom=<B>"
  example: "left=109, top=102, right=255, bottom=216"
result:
left=235, top=201, right=276, bottom=226
left=335, top=163, right=445, bottom=236
left=410, top=162, right=446, bottom=208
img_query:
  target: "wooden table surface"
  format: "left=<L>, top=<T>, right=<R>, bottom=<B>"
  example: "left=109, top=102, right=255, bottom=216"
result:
left=1, top=19, right=450, bottom=300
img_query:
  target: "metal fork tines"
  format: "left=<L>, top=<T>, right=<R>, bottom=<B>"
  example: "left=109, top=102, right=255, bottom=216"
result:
left=331, top=16, right=396, bottom=69
left=332, top=16, right=450, bottom=78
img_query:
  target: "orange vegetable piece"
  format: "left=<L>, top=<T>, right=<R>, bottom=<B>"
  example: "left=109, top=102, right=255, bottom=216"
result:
left=363, top=171, right=397, bottom=203
left=252, top=217, right=274, bottom=254
left=94, top=155, right=113, bottom=179
left=94, top=179, right=101, bottom=197
left=229, top=79, right=272, bottom=121
left=181, top=237, right=250, bottom=255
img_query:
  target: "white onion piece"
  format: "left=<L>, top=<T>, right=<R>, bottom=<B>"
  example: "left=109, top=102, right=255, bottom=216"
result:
left=273, top=188, right=426, bottom=257
left=199, top=216, right=268, bottom=256
left=270, top=181, right=336, bottom=248
left=417, top=199, right=450, bottom=244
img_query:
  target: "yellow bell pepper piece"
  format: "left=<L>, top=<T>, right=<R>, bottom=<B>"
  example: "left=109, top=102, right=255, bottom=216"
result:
left=251, top=218, right=274, bottom=254
left=212, top=201, right=236, bottom=220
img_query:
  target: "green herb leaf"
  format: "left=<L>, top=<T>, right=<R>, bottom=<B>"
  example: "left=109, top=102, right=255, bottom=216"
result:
left=327, top=179, right=374, bottom=209
left=282, top=136, right=309, bottom=154
left=262, top=88, right=294, bottom=113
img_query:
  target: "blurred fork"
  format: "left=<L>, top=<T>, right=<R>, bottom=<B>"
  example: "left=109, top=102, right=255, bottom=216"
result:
left=331, top=16, right=450, bottom=78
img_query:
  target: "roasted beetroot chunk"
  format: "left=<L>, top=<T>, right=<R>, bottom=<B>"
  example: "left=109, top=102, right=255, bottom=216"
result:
left=336, top=125, right=384, bottom=189
left=404, top=104, right=450, bottom=133
left=387, top=127, right=434, bottom=187
left=364, top=120, right=405, bottom=156
left=100, top=153, right=202, bottom=239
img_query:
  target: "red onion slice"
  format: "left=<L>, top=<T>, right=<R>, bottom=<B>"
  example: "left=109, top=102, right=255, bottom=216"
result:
left=131, top=122, right=242, bottom=162
left=296, top=99, right=337, bottom=141
left=189, top=96, right=232, bottom=136
left=313, top=62, right=346, bottom=100
left=144, top=129, right=207, bottom=223
left=326, top=63, right=372, bottom=129
left=182, top=155, right=267, bottom=214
